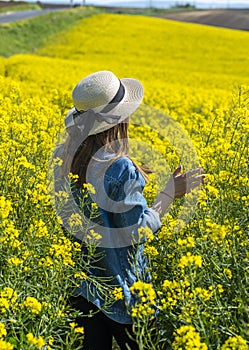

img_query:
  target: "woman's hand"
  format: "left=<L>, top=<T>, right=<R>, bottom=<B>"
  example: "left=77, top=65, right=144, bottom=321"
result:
left=163, top=164, right=206, bottom=199
left=151, top=165, right=206, bottom=218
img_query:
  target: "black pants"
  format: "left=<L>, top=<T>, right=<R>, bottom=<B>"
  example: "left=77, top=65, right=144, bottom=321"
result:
left=69, top=295, right=139, bottom=350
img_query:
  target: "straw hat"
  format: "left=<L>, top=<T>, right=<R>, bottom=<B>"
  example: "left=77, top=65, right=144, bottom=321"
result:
left=65, top=70, right=144, bottom=136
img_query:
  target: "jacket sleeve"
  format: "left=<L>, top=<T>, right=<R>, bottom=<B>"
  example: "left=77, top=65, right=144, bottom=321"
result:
left=104, top=157, right=162, bottom=237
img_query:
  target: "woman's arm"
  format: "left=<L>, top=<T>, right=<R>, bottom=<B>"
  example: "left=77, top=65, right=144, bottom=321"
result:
left=105, top=158, right=162, bottom=234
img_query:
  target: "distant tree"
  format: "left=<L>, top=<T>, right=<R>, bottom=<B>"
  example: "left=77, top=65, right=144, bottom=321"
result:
left=172, top=2, right=196, bottom=9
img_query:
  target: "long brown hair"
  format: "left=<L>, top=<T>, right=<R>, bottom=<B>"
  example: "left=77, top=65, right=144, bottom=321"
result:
left=61, top=120, right=152, bottom=188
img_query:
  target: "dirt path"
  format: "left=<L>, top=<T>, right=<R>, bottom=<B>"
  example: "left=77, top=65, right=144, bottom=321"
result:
left=157, top=9, right=249, bottom=31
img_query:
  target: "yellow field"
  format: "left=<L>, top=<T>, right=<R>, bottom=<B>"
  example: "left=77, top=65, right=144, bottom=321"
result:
left=0, top=12, right=248, bottom=349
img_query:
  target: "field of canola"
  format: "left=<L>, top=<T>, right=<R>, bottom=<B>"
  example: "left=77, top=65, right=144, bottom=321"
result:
left=0, top=9, right=249, bottom=349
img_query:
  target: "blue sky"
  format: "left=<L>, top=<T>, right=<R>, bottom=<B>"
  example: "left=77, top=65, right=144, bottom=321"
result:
left=81, top=0, right=249, bottom=7
left=88, top=0, right=249, bottom=4
left=39, top=0, right=249, bottom=7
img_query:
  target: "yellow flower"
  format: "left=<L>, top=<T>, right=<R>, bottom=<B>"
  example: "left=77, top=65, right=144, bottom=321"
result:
left=8, top=257, right=23, bottom=266
left=0, top=288, right=17, bottom=302
left=0, top=298, right=9, bottom=313
left=75, top=327, right=84, bottom=334
left=69, top=172, right=79, bottom=181
left=82, top=183, right=96, bottom=194
left=112, top=287, right=124, bottom=301
left=224, top=268, right=233, bottom=279
left=69, top=322, right=77, bottom=329
left=195, top=287, right=213, bottom=302
left=30, top=219, right=49, bottom=238
left=0, top=288, right=18, bottom=313
left=138, top=226, right=154, bottom=242
left=0, top=339, right=14, bottom=350
left=15, top=155, right=35, bottom=170
left=22, top=296, right=42, bottom=314
left=217, top=284, right=224, bottom=294
left=178, top=252, right=202, bottom=270
left=202, top=218, right=232, bottom=247
left=74, top=272, right=87, bottom=280
left=48, top=336, right=54, bottom=345
left=143, top=245, right=159, bottom=256
left=91, top=202, right=98, bottom=210
left=26, top=333, right=45, bottom=349
left=53, top=157, right=63, bottom=167
left=0, top=222, right=20, bottom=248
left=172, top=325, right=208, bottom=350
left=54, top=190, right=69, bottom=204
left=49, top=238, right=75, bottom=266
left=0, top=323, right=7, bottom=338
left=70, top=322, right=84, bottom=334
left=178, top=236, right=195, bottom=249
left=130, top=281, right=156, bottom=318
left=0, top=196, right=12, bottom=219
left=73, top=241, right=82, bottom=251
left=221, top=335, right=248, bottom=350
left=68, top=213, right=82, bottom=228
left=86, top=229, right=102, bottom=242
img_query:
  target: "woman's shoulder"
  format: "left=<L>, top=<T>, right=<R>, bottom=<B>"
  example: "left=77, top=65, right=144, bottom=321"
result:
left=111, top=156, right=134, bottom=168
left=105, top=156, right=144, bottom=185
left=107, top=156, right=135, bottom=174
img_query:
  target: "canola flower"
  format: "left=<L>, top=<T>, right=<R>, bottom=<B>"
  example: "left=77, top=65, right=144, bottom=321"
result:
left=112, top=287, right=124, bottom=301
left=0, top=340, right=14, bottom=350
left=26, top=333, right=45, bottom=349
left=0, top=323, right=7, bottom=338
left=70, top=322, right=84, bottom=335
left=0, top=9, right=248, bottom=349
left=0, top=287, right=18, bottom=313
left=0, top=196, right=12, bottom=219
left=22, top=296, right=42, bottom=314
left=172, top=325, right=208, bottom=350
left=221, top=335, right=248, bottom=350
left=130, top=281, right=157, bottom=319
left=0, top=323, right=14, bottom=350
left=178, top=252, right=202, bottom=270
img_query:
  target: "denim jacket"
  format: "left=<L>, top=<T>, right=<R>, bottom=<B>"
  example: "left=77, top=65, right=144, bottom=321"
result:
left=53, top=147, right=161, bottom=324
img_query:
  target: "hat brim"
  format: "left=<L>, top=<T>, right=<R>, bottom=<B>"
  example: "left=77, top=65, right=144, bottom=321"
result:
left=65, top=78, right=144, bottom=136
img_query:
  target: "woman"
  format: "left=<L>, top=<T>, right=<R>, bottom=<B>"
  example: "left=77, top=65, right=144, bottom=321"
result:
left=54, top=71, right=204, bottom=350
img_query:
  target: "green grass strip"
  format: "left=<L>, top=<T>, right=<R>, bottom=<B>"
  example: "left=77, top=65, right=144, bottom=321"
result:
left=0, top=6, right=102, bottom=57
left=0, top=3, right=41, bottom=14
